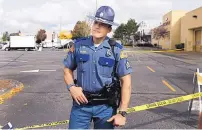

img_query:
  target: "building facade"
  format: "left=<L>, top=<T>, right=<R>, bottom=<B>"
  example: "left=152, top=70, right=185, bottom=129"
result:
left=152, top=6, right=202, bottom=52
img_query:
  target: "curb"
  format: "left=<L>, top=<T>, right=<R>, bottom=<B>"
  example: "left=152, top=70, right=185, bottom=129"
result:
left=0, top=80, right=24, bottom=104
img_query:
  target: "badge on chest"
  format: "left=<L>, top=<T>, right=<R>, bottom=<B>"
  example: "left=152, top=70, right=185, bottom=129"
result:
left=106, top=49, right=112, bottom=57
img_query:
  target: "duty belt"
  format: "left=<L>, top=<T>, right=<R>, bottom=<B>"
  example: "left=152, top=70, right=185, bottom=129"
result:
left=83, top=91, right=109, bottom=106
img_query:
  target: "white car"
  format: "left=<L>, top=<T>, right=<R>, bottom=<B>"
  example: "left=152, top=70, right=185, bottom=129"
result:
left=1, top=42, right=9, bottom=50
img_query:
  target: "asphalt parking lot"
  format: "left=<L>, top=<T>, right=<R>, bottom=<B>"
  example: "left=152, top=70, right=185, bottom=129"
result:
left=0, top=47, right=201, bottom=129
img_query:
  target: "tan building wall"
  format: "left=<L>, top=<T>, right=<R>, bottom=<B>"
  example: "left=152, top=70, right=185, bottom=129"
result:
left=181, top=7, right=202, bottom=52
left=151, top=10, right=189, bottom=50
left=152, top=6, right=202, bottom=51
left=151, top=12, right=172, bottom=49
left=162, top=12, right=172, bottom=49
left=170, top=11, right=186, bottom=49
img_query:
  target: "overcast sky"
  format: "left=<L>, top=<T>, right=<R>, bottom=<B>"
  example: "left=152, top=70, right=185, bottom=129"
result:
left=0, top=0, right=201, bottom=34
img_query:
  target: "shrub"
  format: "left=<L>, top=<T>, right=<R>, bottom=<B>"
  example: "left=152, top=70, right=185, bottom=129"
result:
left=175, top=43, right=184, bottom=49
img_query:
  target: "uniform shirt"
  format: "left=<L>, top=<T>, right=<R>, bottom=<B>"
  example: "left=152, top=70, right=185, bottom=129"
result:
left=63, top=36, right=132, bottom=93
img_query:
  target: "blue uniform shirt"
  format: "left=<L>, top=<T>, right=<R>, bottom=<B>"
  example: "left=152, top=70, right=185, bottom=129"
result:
left=63, top=36, right=132, bottom=93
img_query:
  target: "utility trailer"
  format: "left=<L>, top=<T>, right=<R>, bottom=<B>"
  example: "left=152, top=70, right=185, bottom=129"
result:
left=3, top=36, right=36, bottom=51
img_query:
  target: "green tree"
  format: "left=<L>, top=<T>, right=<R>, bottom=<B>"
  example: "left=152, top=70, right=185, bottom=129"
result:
left=2, top=32, right=9, bottom=41
left=113, top=19, right=139, bottom=44
left=72, top=21, right=91, bottom=39
left=113, top=24, right=126, bottom=40
left=125, top=19, right=139, bottom=37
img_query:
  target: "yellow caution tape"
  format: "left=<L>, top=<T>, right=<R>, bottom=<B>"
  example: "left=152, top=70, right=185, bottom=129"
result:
left=15, top=120, right=69, bottom=130
left=127, top=92, right=202, bottom=113
left=12, top=92, right=202, bottom=129
left=0, top=84, right=24, bottom=104
left=64, top=49, right=69, bottom=52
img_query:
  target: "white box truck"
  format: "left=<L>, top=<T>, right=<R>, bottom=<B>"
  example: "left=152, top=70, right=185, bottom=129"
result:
left=3, top=36, right=36, bottom=51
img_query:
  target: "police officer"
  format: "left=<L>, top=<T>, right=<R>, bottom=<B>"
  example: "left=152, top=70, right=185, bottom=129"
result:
left=63, top=6, right=132, bottom=129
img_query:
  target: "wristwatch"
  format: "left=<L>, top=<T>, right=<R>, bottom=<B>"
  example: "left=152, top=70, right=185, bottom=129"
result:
left=118, top=111, right=127, bottom=117
left=67, top=83, right=76, bottom=91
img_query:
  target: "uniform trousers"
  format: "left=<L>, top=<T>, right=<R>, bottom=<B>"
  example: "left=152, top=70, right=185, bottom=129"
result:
left=68, top=101, right=117, bottom=129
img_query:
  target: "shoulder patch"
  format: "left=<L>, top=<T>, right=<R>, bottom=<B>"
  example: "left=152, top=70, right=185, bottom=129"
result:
left=120, top=50, right=128, bottom=59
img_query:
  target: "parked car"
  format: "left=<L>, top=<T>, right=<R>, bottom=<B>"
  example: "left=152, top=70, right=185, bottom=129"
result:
left=1, top=41, right=9, bottom=50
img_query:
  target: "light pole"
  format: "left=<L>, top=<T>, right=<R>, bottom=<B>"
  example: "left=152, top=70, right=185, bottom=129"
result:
left=96, top=0, right=98, bottom=11
left=138, top=21, right=146, bottom=43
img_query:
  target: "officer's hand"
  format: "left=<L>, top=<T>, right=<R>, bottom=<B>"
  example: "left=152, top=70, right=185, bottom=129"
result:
left=69, top=86, right=88, bottom=105
left=107, top=114, right=126, bottom=127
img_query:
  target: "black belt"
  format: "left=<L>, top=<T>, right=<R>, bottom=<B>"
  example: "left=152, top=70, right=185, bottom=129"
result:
left=83, top=91, right=109, bottom=106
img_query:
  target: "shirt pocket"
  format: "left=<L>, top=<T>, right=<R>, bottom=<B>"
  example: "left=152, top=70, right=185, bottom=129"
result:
left=98, top=57, right=115, bottom=77
left=76, top=54, right=90, bottom=72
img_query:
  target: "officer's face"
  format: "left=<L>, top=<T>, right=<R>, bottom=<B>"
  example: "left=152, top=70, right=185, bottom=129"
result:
left=92, top=21, right=111, bottom=38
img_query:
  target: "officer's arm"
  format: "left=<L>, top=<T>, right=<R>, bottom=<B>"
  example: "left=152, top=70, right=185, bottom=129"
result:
left=116, top=49, right=132, bottom=111
left=64, top=68, right=75, bottom=87
left=119, top=74, right=132, bottom=111
left=63, top=45, right=77, bottom=86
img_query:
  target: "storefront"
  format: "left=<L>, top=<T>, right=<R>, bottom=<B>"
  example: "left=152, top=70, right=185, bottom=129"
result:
left=152, top=6, right=202, bottom=52
left=194, top=29, right=202, bottom=52
left=181, top=7, right=202, bottom=52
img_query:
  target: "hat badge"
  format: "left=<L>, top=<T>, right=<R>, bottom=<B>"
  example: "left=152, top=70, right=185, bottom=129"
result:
left=100, top=12, right=104, bottom=17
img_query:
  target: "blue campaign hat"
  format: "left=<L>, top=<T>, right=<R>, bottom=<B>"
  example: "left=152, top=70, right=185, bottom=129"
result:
left=87, top=6, right=119, bottom=26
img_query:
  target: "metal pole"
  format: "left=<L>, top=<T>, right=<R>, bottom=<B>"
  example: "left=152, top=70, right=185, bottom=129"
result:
left=197, top=68, right=202, bottom=129
left=96, top=0, right=98, bottom=11
left=187, top=70, right=197, bottom=124
left=59, top=16, right=62, bottom=32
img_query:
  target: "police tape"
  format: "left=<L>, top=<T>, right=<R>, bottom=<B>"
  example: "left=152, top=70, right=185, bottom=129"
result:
left=15, top=120, right=69, bottom=130
left=0, top=84, right=24, bottom=104
left=10, top=92, right=202, bottom=129
left=126, top=92, right=202, bottom=113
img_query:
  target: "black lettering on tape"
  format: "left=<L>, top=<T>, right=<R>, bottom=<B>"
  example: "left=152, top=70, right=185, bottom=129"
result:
left=177, top=97, right=184, bottom=102
left=146, top=103, right=157, bottom=108
left=168, top=98, right=177, bottom=104
left=46, top=123, right=53, bottom=126
left=192, top=93, right=200, bottom=98
left=31, top=125, right=38, bottom=128
left=60, top=120, right=68, bottom=124
left=36, top=125, right=42, bottom=128
left=54, top=122, right=59, bottom=125
left=157, top=101, right=167, bottom=106
left=127, top=108, right=136, bottom=113
left=63, top=120, right=69, bottom=123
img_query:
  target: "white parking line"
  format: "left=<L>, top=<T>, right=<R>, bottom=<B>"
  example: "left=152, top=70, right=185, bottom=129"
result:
left=3, top=64, right=62, bottom=69
left=40, top=70, right=56, bottom=72
left=20, top=69, right=57, bottom=73
left=21, top=70, right=39, bottom=73
left=0, top=60, right=28, bottom=63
